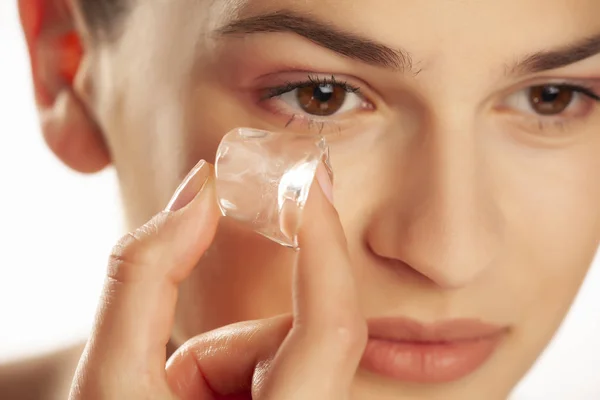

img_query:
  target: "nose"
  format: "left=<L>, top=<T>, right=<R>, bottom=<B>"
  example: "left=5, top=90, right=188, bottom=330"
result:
left=366, top=122, right=504, bottom=289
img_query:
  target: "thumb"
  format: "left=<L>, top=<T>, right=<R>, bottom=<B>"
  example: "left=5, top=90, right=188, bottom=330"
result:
left=258, top=164, right=368, bottom=399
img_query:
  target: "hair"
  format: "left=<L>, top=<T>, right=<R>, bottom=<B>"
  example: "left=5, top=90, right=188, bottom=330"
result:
left=78, top=0, right=127, bottom=39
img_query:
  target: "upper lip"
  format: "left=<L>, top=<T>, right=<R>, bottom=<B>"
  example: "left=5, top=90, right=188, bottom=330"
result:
left=367, top=317, right=508, bottom=343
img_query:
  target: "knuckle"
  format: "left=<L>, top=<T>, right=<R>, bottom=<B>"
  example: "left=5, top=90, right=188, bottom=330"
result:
left=106, top=212, right=170, bottom=283
left=107, top=234, right=145, bottom=283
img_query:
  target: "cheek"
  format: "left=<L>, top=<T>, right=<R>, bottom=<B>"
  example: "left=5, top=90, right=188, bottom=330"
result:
left=505, top=143, right=600, bottom=321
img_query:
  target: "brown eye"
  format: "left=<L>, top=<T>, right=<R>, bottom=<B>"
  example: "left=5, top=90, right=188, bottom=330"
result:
left=296, top=84, right=347, bottom=116
left=528, top=85, right=574, bottom=115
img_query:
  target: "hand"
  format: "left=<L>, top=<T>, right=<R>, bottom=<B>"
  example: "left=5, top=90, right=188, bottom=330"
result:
left=69, top=160, right=367, bottom=400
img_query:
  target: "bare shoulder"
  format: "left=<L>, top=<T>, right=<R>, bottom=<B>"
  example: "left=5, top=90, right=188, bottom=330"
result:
left=0, top=343, right=85, bottom=400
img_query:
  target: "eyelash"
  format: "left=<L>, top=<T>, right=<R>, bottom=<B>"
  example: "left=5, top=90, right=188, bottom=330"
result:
left=527, top=83, right=600, bottom=133
left=564, top=84, right=600, bottom=101
left=262, top=75, right=361, bottom=99
left=260, top=75, right=364, bottom=132
left=258, top=75, right=600, bottom=135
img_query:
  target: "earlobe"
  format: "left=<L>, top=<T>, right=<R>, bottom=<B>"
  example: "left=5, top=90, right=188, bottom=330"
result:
left=18, top=0, right=110, bottom=174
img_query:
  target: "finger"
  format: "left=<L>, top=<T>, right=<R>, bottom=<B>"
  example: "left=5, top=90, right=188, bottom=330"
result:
left=165, top=316, right=292, bottom=400
left=71, top=160, right=221, bottom=397
left=261, top=164, right=368, bottom=399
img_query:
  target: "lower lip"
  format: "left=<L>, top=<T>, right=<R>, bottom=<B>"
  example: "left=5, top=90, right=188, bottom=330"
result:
left=361, top=334, right=504, bottom=383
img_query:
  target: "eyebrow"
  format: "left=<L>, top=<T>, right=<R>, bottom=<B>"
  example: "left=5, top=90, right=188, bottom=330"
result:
left=217, top=10, right=413, bottom=71
left=511, top=33, right=600, bottom=74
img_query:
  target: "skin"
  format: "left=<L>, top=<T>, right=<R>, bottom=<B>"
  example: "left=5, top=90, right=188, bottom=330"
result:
left=4, top=0, right=600, bottom=398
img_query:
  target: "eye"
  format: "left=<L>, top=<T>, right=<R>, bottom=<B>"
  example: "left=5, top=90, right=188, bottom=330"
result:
left=264, top=77, right=367, bottom=118
left=504, top=84, right=600, bottom=118
left=529, top=85, right=575, bottom=115
left=290, top=84, right=348, bottom=116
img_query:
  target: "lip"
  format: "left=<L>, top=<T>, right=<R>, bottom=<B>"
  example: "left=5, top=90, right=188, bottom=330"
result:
left=361, top=318, right=508, bottom=383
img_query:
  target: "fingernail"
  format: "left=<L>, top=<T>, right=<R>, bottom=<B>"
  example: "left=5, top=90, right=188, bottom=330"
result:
left=315, top=161, right=334, bottom=205
left=165, top=160, right=210, bottom=212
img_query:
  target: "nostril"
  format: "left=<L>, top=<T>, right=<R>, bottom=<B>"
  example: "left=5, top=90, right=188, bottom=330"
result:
left=366, top=239, right=492, bottom=290
left=367, top=240, right=438, bottom=285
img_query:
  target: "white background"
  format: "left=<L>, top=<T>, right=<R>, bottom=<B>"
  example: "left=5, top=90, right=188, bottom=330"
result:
left=1, top=2, right=600, bottom=399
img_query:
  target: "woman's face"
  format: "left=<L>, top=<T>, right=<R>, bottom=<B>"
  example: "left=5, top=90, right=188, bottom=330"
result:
left=88, top=0, right=600, bottom=398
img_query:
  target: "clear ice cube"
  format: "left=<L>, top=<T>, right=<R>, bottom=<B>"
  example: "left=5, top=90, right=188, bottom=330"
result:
left=215, top=128, right=331, bottom=248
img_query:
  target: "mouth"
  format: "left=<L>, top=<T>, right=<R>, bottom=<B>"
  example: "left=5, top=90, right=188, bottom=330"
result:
left=361, top=317, right=508, bottom=383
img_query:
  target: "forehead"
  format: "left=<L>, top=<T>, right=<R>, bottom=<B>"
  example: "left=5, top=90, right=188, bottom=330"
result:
left=120, top=0, right=600, bottom=87
left=154, top=0, right=600, bottom=61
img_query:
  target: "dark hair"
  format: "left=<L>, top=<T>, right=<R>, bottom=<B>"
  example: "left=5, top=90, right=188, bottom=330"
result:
left=78, top=0, right=127, bottom=39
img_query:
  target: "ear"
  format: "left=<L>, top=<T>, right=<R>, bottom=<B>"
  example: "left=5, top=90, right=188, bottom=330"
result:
left=18, top=0, right=110, bottom=174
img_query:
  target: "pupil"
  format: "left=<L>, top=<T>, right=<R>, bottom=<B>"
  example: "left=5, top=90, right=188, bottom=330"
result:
left=541, top=86, right=560, bottom=102
left=295, top=83, right=346, bottom=116
left=313, top=84, right=334, bottom=102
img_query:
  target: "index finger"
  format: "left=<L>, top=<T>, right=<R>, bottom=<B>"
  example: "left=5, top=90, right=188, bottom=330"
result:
left=71, top=161, right=221, bottom=398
